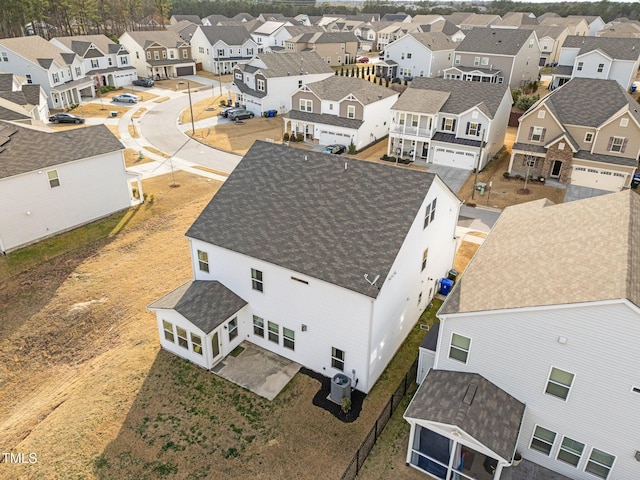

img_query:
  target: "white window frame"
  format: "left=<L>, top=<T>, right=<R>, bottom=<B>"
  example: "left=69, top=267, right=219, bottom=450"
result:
left=545, top=366, right=575, bottom=400
left=47, top=170, right=60, bottom=188
left=532, top=126, right=544, bottom=142
left=443, top=118, right=455, bottom=132
left=162, top=320, right=175, bottom=343
left=424, top=198, right=437, bottom=228
left=253, top=315, right=264, bottom=337
left=557, top=436, right=584, bottom=467
left=182, top=49, right=188, bottom=58
left=197, top=250, right=209, bottom=273
left=449, top=333, right=471, bottom=364
left=454, top=54, right=460, bottom=65
left=52, top=72, right=59, bottom=83
left=91, top=59, right=99, bottom=68
left=610, top=137, right=624, bottom=153
left=1, top=51, right=8, bottom=62
left=577, top=61, right=583, bottom=71
left=620, top=118, right=628, bottom=127
left=331, top=347, right=345, bottom=371
left=191, top=332, right=202, bottom=354
left=421, top=248, right=428, bottom=271
left=251, top=268, right=263, bottom=292
left=585, top=447, right=615, bottom=479
left=529, top=425, right=556, bottom=456
left=597, top=63, right=604, bottom=73
left=481, top=57, right=489, bottom=65
left=468, top=122, right=479, bottom=137
left=299, top=99, right=312, bottom=112
left=257, top=78, right=265, bottom=92
left=228, top=317, right=238, bottom=341
left=176, top=326, right=188, bottom=349
left=154, top=51, right=159, bottom=60
left=283, top=327, right=295, bottom=350
left=268, top=321, right=279, bottom=343
left=584, top=132, right=593, bottom=143
left=474, top=56, right=480, bottom=66
left=347, top=105, right=355, bottom=119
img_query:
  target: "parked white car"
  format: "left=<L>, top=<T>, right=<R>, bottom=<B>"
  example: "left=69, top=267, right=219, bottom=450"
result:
left=113, top=93, right=139, bottom=103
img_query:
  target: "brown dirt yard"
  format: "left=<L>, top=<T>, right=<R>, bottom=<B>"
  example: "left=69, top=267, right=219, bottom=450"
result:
left=0, top=170, right=427, bottom=480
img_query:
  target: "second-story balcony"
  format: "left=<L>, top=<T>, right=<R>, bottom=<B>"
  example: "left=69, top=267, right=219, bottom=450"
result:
left=390, top=123, right=432, bottom=138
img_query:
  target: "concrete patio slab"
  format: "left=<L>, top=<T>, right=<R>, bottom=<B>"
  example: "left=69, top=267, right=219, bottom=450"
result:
left=211, top=342, right=301, bottom=400
left=564, top=185, right=612, bottom=203
left=426, top=164, right=471, bottom=193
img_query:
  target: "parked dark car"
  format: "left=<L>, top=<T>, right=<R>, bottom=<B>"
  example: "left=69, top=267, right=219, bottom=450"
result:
left=357, top=56, right=369, bottom=63
left=133, top=78, right=154, bottom=87
left=219, top=107, right=239, bottom=118
left=228, top=109, right=255, bottom=121
left=323, top=144, right=347, bottom=155
left=49, top=113, right=85, bottom=124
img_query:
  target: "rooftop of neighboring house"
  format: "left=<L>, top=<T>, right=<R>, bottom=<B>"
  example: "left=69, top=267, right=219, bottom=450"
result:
left=0, top=122, right=123, bottom=180
left=288, top=31, right=358, bottom=45
left=561, top=35, right=640, bottom=61
left=185, top=141, right=441, bottom=299
left=440, top=190, right=640, bottom=315
left=454, top=27, right=535, bottom=56
left=171, top=15, right=202, bottom=25
left=421, top=19, right=462, bottom=37
left=166, top=20, right=200, bottom=41
left=567, top=15, right=603, bottom=24
left=392, top=77, right=508, bottom=119
left=252, top=20, right=289, bottom=36
left=283, top=25, right=325, bottom=38
left=459, top=13, right=502, bottom=27
left=407, top=31, right=456, bottom=51
left=492, top=12, right=538, bottom=28
left=0, top=35, right=76, bottom=68
left=411, top=15, right=446, bottom=25
left=520, top=24, right=568, bottom=41
left=122, top=30, right=189, bottom=49
left=442, top=12, right=474, bottom=26
left=233, top=13, right=254, bottom=22
left=238, top=51, right=333, bottom=78
left=258, top=13, right=288, bottom=23
left=203, top=14, right=230, bottom=26
left=302, top=75, right=397, bottom=105
left=539, top=16, right=587, bottom=28
left=597, top=22, right=640, bottom=38
left=52, top=34, right=126, bottom=56
left=0, top=75, right=41, bottom=106
left=197, top=26, right=253, bottom=46
left=381, top=13, right=412, bottom=22
left=528, top=77, right=640, bottom=128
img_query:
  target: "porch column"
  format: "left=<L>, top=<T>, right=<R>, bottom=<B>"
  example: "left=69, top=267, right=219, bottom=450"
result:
left=445, top=439, right=458, bottom=480
left=135, top=177, right=144, bottom=205
left=494, top=462, right=504, bottom=479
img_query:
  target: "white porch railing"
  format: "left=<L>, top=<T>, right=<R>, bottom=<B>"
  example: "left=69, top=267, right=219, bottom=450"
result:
left=390, top=124, right=432, bottom=138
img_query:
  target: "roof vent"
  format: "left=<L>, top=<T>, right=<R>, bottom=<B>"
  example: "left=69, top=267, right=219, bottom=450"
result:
left=463, top=382, right=478, bottom=406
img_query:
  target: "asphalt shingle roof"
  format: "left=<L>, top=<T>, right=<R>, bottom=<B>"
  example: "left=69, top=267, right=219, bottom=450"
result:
left=405, top=369, right=525, bottom=462
left=440, top=190, right=640, bottom=314
left=186, top=141, right=439, bottom=298
left=409, top=32, right=455, bottom=51
left=0, top=123, right=124, bottom=179
left=0, top=35, right=76, bottom=67
left=561, top=35, right=640, bottom=61
left=541, top=78, right=640, bottom=127
left=285, top=109, right=363, bottom=129
left=395, top=78, right=508, bottom=119
left=240, top=52, right=333, bottom=78
left=124, top=30, right=188, bottom=49
left=148, top=280, right=247, bottom=333
left=455, top=28, right=535, bottom=56
left=199, top=26, right=252, bottom=46
left=304, top=76, right=397, bottom=105
left=53, top=35, right=124, bottom=57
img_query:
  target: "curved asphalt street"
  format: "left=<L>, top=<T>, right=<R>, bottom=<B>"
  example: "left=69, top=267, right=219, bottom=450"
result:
left=139, top=86, right=241, bottom=174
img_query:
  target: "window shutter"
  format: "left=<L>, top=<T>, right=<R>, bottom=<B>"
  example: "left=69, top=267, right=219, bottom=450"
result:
left=621, top=138, right=628, bottom=153
left=441, top=118, right=445, bottom=130
left=452, top=119, right=457, bottom=131
left=540, top=128, right=546, bottom=143
left=607, top=136, right=613, bottom=151
left=477, top=124, right=482, bottom=136
left=465, top=122, right=470, bottom=134
left=528, top=127, right=534, bottom=140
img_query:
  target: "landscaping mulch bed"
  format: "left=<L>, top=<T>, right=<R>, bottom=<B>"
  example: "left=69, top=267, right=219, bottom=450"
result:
left=301, top=367, right=365, bottom=423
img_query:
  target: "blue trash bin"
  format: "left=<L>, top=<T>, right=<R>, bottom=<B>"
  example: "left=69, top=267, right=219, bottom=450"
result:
left=631, top=85, right=637, bottom=93
left=439, top=278, right=454, bottom=296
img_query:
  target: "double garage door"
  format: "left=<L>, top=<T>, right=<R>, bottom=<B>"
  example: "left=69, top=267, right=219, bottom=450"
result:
left=571, top=166, right=627, bottom=192
left=319, top=130, right=351, bottom=146
left=176, top=66, right=195, bottom=76
left=433, top=147, right=476, bottom=170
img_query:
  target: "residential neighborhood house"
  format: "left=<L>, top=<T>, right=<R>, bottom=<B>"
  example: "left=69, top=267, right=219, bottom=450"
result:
left=283, top=75, right=398, bottom=149
left=148, top=141, right=460, bottom=394
left=190, top=26, right=258, bottom=75
left=0, top=73, right=49, bottom=124
left=509, top=78, right=640, bottom=192
left=406, top=189, right=640, bottom=480
left=0, top=122, right=142, bottom=253
left=284, top=32, right=358, bottom=66
left=388, top=77, right=511, bottom=169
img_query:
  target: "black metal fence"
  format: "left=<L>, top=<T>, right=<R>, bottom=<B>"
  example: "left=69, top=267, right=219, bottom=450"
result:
left=340, top=357, right=419, bottom=480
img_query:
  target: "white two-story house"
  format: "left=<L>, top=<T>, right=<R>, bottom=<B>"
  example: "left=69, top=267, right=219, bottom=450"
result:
left=550, top=36, right=640, bottom=90
left=388, top=78, right=511, bottom=169
left=0, top=73, right=49, bottom=125
left=0, top=35, right=94, bottom=109
left=148, top=141, right=460, bottom=394
left=283, top=75, right=398, bottom=149
left=230, top=51, right=334, bottom=115
left=250, top=21, right=293, bottom=52
left=377, top=32, right=456, bottom=80
left=50, top=35, right=137, bottom=88
left=190, top=26, right=258, bottom=74
left=406, top=190, right=640, bottom=480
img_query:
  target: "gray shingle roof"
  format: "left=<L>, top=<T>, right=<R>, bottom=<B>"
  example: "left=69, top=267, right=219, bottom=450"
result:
left=172, top=15, right=202, bottom=24
left=409, top=32, right=456, bottom=51
left=399, top=78, right=508, bottom=119
left=391, top=87, right=450, bottom=115
left=148, top=280, right=247, bottom=334
left=419, top=321, right=439, bottom=351
left=123, top=30, right=188, bottom=49
left=433, top=132, right=485, bottom=148
left=0, top=105, right=30, bottom=121
left=405, top=369, right=525, bottom=462
left=21, top=84, right=43, bottom=105
left=285, top=109, right=363, bottom=129
left=304, top=76, right=397, bottom=105
left=198, top=26, right=252, bottom=46
left=241, top=52, right=333, bottom=78
left=455, top=27, right=534, bottom=56
left=185, top=141, right=439, bottom=298
left=574, top=150, right=639, bottom=167
left=0, top=35, right=76, bottom=68
left=53, top=35, right=123, bottom=57
left=562, top=35, right=640, bottom=61
left=520, top=25, right=568, bottom=41
left=0, top=122, right=124, bottom=179
left=0, top=73, right=13, bottom=91
left=512, top=142, right=546, bottom=154
left=542, top=78, right=640, bottom=127
left=440, top=190, right=640, bottom=314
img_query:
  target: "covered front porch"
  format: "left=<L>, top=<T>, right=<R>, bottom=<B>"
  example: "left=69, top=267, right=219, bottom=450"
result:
left=445, top=66, right=503, bottom=84
left=375, top=59, right=398, bottom=79
left=50, top=77, right=94, bottom=108
left=404, top=370, right=526, bottom=480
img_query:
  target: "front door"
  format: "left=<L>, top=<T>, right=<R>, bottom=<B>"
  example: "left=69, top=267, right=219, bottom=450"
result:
left=211, top=331, right=221, bottom=365
left=421, top=143, right=429, bottom=159
left=551, top=160, right=562, bottom=178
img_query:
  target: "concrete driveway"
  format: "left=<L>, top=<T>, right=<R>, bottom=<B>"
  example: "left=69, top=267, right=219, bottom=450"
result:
left=564, top=185, right=612, bottom=202
left=426, top=165, right=471, bottom=194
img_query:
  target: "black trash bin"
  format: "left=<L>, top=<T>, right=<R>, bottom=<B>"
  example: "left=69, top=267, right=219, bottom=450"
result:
left=447, top=269, right=459, bottom=283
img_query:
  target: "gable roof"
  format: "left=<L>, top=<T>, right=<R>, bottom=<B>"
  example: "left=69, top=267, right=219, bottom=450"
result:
left=408, top=32, right=455, bottom=51
left=561, top=35, right=640, bottom=61
left=0, top=122, right=123, bottom=179
left=538, top=78, right=640, bottom=127
left=53, top=34, right=127, bottom=57
left=185, top=141, right=440, bottom=298
left=203, top=14, right=229, bottom=26
left=304, top=76, right=397, bottom=105
left=405, top=369, right=525, bottom=462
left=240, top=52, right=333, bottom=78
left=0, top=35, right=76, bottom=68
left=455, top=27, right=534, bottom=56
left=459, top=14, right=501, bottom=27
left=148, top=280, right=247, bottom=334
left=253, top=20, right=287, bottom=35
left=422, top=19, right=462, bottom=37
left=397, top=78, right=508, bottom=119
left=198, top=26, right=252, bottom=46
left=440, top=190, right=640, bottom=315
left=122, top=30, right=188, bottom=49
left=493, top=12, right=538, bottom=28
left=520, top=24, right=568, bottom=41
left=171, top=15, right=201, bottom=24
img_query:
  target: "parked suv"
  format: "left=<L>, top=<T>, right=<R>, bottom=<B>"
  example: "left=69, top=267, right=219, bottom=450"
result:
left=133, top=78, right=154, bottom=87
left=228, top=109, right=255, bottom=121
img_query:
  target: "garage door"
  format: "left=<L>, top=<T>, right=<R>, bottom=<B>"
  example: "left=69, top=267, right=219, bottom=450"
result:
left=571, top=166, right=626, bottom=191
left=176, top=66, right=195, bottom=76
left=319, top=130, right=350, bottom=146
left=433, top=147, right=476, bottom=170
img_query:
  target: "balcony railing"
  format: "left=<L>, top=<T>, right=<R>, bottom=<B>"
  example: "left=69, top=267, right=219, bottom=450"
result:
left=390, top=124, right=432, bottom=138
